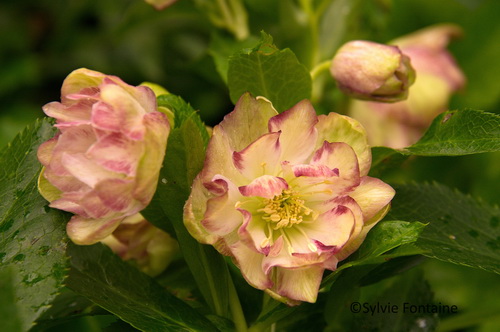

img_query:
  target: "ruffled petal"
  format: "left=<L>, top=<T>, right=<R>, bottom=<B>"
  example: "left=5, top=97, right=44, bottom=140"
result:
left=229, top=241, right=273, bottom=290
left=220, top=93, right=278, bottom=151
left=273, top=265, right=324, bottom=303
left=268, top=100, right=318, bottom=164
left=183, top=176, right=220, bottom=245
left=201, top=176, right=243, bottom=236
left=87, top=132, right=144, bottom=176
left=232, top=132, right=281, bottom=180
left=300, top=205, right=355, bottom=251
left=66, top=214, right=123, bottom=245
left=315, top=112, right=371, bottom=176
left=311, top=141, right=360, bottom=182
left=133, top=111, right=169, bottom=203
left=239, top=175, right=288, bottom=199
left=61, top=153, right=117, bottom=188
left=349, top=176, right=395, bottom=221
left=99, top=83, right=148, bottom=140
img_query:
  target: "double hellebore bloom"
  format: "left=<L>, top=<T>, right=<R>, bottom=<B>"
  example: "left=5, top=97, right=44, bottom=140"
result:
left=349, top=24, right=466, bottom=148
left=184, top=94, right=395, bottom=304
left=330, top=40, right=416, bottom=102
left=37, top=68, right=170, bottom=245
left=101, top=214, right=178, bottom=277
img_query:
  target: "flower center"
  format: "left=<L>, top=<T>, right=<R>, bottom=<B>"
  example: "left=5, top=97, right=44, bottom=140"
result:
left=259, top=189, right=313, bottom=230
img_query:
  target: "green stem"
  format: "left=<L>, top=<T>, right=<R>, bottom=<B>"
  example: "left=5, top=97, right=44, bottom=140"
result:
left=228, top=274, right=248, bottom=332
left=310, top=60, right=332, bottom=80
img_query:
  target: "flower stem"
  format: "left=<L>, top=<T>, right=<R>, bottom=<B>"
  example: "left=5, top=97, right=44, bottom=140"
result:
left=310, top=60, right=332, bottom=80
left=228, top=274, right=248, bottom=332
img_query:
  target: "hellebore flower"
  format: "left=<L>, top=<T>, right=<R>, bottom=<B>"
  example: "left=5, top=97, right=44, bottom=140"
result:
left=184, top=94, right=395, bottom=304
left=330, top=40, right=415, bottom=102
left=37, top=68, right=170, bottom=245
left=349, top=24, right=466, bottom=148
left=101, top=214, right=178, bottom=277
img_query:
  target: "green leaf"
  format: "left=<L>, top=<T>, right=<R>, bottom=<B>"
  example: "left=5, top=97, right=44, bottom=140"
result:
left=387, top=182, right=500, bottom=274
left=66, top=243, right=219, bottom=332
left=141, top=104, right=232, bottom=319
left=227, top=32, right=312, bottom=112
left=321, top=220, right=425, bottom=288
left=405, top=109, right=500, bottom=156
left=0, top=119, right=69, bottom=331
left=157, top=94, right=210, bottom=145
left=369, top=109, right=500, bottom=176
left=351, top=269, right=438, bottom=332
left=209, top=32, right=260, bottom=84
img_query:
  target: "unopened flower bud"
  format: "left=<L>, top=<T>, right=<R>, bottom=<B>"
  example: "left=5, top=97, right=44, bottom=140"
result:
left=330, top=40, right=416, bottom=102
left=101, top=214, right=178, bottom=277
left=37, top=68, right=170, bottom=245
left=349, top=24, right=466, bottom=148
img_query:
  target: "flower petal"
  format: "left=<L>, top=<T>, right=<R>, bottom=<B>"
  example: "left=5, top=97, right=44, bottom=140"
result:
left=300, top=205, right=355, bottom=251
left=273, top=265, right=324, bottom=303
left=94, top=178, right=142, bottom=213
left=61, top=153, right=116, bottom=188
left=268, top=100, right=318, bottom=164
left=87, top=132, right=144, bottom=176
left=311, top=141, right=360, bottom=181
left=349, top=176, right=395, bottom=221
left=229, top=241, right=273, bottom=290
left=201, top=176, right=243, bottom=236
left=220, top=93, right=278, bottom=151
left=239, top=175, right=288, bottom=199
left=66, top=214, right=123, bottom=245
left=315, top=112, right=371, bottom=176
left=232, top=132, right=281, bottom=180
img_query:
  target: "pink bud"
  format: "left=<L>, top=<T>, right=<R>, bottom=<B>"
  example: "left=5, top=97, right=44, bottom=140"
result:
left=330, top=41, right=416, bottom=102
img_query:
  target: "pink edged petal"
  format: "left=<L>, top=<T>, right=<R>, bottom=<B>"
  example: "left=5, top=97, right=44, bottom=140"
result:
left=229, top=240, right=273, bottom=290
left=99, top=83, right=148, bottom=140
left=349, top=176, right=395, bottom=221
left=43, top=101, right=93, bottom=126
left=292, top=164, right=339, bottom=178
left=50, top=192, right=88, bottom=217
left=334, top=201, right=391, bottom=262
left=66, top=214, right=123, bottom=245
left=232, top=132, right=281, bottom=180
left=49, top=125, right=96, bottom=176
left=61, top=153, right=117, bottom=188
left=220, top=93, right=278, bottom=152
left=37, top=138, right=58, bottom=166
left=87, top=132, right=144, bottom=176
left=94, top=178, right=142, bottom=213
left=42, top=169, right=88, bottom=193
left=91, top=101, right=123, bottom=133
left=273, top=265, right=325, bottom=303
left=239, top=175, right=288, bottom=199
left=133, top=111, right=169, bottom=202
left=201, top=176, right=244, bottom=236
left=183, top=176, right=221, bottom=245
left=78, top=190, right=114, bottom=219
left=201, top=125, right=246, bottom=186
left=315, top=112, right=371, bottom=176
left=311, top=141, right=360, bottom=182
left=268, top=100, right=318, bottom=164
left=300, top=205, right=355, bottom=251
left=237, top=209, right=282, bottom=256
left=60, top=68, right=105, bottom=102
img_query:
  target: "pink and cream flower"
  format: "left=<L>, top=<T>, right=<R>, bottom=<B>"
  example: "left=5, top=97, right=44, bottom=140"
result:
left=37, top=68, right=170, bottom=245
left=184, top=94, right=395, bottom=304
